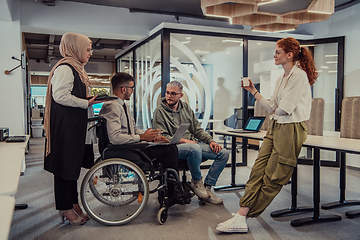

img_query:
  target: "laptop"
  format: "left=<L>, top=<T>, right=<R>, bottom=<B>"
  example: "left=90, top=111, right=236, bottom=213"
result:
left=227, top=116, right=266, bottom=133
left=152, top=123, right=190, bottom=145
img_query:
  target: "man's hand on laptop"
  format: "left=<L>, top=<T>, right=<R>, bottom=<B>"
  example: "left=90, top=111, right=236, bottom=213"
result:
left=210, top=141, right=222, bottom=153
left=179, top=138, right=196, bottom=144
left=140, top=128, right=165, bottom=142
left=154, top=135, right=169, bottom=143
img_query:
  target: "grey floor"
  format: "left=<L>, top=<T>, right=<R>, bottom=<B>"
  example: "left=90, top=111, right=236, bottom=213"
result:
left=9, top=137, right=360, bottom=240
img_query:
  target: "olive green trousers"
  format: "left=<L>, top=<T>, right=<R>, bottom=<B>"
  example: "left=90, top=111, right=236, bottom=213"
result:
left=239, top=120, right=307, bottom=218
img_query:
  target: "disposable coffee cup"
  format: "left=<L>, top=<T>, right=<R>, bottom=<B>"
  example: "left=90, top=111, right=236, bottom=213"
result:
left=242, top=77, right=250, bottom=87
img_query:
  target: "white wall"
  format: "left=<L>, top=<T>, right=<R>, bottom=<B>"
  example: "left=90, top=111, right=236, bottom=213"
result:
left=296, top=4, right=360, bottom=168
left=0, top=0, right=12, bottom=21
left=0, top=19, right=26, bottom=135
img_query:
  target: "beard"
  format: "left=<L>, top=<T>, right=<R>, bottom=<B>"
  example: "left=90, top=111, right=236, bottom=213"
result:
left=166, top=99, right=179, bottom=107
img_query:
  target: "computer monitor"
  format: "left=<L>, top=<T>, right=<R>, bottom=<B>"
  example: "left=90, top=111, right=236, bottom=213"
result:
left=93, top=102, right=104, bottom=115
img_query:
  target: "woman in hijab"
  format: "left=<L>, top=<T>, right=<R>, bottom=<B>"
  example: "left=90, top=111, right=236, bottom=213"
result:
left=44, top=32, right=103, bottom=226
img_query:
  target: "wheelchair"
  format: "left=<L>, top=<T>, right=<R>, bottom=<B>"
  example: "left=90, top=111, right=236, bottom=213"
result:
left=80, top=117, right=194, bottom=226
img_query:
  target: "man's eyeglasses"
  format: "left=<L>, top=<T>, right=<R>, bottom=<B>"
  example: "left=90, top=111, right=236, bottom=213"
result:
left=165, top=91, right=181, bottom=97
left=86, top=49, right=93, bottom=54
left=122, top=86, right=135, bottom=91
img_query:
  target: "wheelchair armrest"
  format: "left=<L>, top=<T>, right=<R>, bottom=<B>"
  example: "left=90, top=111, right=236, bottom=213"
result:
left=88, top=116, right=100, bottom=122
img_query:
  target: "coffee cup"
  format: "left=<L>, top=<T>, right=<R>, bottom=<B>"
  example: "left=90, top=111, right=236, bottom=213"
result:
left=242, top=77, right=250, bottom=87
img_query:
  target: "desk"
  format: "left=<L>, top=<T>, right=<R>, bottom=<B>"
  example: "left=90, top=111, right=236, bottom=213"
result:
left=0, top=136, right=29, bottom=240
left=0, top=196, right=15, bottom=240
left=212, top=130, right=360, bottom=226
left=0, top=138, right=29, bottom=175
left=212, top=131, right=265, bottom=191
left=0, top=148, right=27, bottom=196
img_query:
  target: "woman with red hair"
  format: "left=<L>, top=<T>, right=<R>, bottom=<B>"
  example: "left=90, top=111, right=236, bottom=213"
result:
left=217, top=37, right=318, bottom=233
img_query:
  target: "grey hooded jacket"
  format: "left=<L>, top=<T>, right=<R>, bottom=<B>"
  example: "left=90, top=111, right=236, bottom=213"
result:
left=153, top=97, right=213, bottom=144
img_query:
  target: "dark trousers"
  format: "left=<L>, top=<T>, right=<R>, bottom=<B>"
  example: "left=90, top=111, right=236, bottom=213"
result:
left=54, top=175, right=79, bottom=210
left=142, top=144, right=179, bottom=171
left=105, top=144, right=179, bottom=172
left=142, top=144, right=179, bottom=195
left=104, top=144, right=179, bottom=196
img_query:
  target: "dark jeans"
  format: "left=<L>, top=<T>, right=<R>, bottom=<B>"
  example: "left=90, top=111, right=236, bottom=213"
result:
left=54, top=175, right=79, bottom=210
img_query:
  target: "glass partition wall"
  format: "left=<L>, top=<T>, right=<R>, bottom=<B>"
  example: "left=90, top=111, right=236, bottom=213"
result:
left=135, top=35, right=162, bottom=130
left=116, top=26, right=344, bottom=167
left=170, top=33, right=244, bottom=141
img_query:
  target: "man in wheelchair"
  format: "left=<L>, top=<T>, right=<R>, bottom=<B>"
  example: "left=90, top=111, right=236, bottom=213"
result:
left=98, top=72, right=191, bottom=208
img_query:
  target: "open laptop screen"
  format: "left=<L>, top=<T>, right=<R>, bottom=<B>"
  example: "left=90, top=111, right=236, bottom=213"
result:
left=244, top=116, right=266, bottom=131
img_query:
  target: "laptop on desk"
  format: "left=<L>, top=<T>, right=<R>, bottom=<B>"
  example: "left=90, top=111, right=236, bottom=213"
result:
left=227, top=116, right=266, bottom=133
left=151, top=123, right=190, bottom=145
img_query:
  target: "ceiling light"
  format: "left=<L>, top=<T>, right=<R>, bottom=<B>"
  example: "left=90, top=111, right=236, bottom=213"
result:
left=194, top=50, right=210, bottom=55
left=181, top=41, right=190, bottom=44
left=328, top=70, right=338, bottom=73
left=222, top=39, right=243, bottom=43
left=257, top=0, right=278, bottom=6
left=326, top=61, right=338, bottom=64
left=316, top=70, right=323, bottom=73
left=204, top=14, right=232, bottom=24
left=320, top=66, right=329, bottom=69
left=257, top=42, right=262, bottom=45
left=186, top=37, right=191, bottom=40
left=272, top=28, right=296, bottom=33
left=101, top=80, right=110, bottom=83
left=325, top=55, right=338, bottom=57
left=300, top=44, right=316, bottom=47
left=308, top=10, right=332, bottom=15
left=251, top=29, right=272, bottom=33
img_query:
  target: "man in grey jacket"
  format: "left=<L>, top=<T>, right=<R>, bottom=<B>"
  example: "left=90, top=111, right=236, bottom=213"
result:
left=153, top=81, right=229, bottom=204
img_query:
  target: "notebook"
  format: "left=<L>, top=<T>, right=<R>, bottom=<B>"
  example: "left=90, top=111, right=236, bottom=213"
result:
left=151, top=123, right=190, bottom=145
left=227, top=116, right=266, bottom=133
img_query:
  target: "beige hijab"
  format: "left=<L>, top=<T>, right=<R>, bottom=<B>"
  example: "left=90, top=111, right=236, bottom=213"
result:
left=44, top=32, right=92, bottom=156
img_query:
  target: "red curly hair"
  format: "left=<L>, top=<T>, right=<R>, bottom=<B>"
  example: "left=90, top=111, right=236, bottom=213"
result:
left=277, top=37, right=318, bottom=86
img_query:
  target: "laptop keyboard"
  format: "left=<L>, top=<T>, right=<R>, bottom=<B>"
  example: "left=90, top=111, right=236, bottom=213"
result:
left=5, top=136, right=27, bottom=142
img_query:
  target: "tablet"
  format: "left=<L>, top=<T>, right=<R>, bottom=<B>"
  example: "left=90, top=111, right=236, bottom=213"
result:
left=86, top=95, right=118, bottom=101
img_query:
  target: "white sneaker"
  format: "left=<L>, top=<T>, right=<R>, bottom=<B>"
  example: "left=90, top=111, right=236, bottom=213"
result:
left=190, top=177, right=209, bottom=199
left=205, top=186, right=223, bottom=204
left=216, top=213, right=248, bottom=233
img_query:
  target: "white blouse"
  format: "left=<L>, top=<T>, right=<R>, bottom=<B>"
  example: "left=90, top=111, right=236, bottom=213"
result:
left=51, top=65, right=96, bottom=144
left=259, top=64, right=312, bottom=123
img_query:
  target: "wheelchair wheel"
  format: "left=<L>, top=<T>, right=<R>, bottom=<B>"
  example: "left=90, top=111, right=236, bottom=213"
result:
left=80, top=158, right=149, bottom=226
left=157, top=207, right=168, bottom=225
left=94, top=156, right=102, bottom=165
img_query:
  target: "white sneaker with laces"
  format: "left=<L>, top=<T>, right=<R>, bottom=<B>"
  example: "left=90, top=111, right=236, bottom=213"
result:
left=189, top=177, right=209, bottom=199
left=205, top=185, right=223, bottom=204
left=216, top=213, right=248, bottom=233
